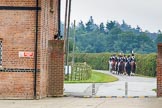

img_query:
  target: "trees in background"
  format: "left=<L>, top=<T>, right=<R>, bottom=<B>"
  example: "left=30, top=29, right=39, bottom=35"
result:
left=65, top=16, right=161, bottom=54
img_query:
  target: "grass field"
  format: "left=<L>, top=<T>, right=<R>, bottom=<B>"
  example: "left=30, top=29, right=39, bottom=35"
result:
left=64, top=70, right=118, bottom=83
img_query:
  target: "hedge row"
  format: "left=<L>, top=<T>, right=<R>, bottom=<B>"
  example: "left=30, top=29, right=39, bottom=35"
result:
left=69, top=53, right=157, bottom=77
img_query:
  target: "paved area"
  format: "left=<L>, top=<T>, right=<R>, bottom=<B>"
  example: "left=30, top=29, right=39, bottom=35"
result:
left=0, top=97, right=162, bottom=108
left=0, top=70, right=160, bottom=108
left=64, top=70, right=157, bottom=97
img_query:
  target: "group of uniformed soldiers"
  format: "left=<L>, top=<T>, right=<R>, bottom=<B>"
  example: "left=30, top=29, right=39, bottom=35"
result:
left=109, top=53, right=136, bottom=63
left=109, top=53, right=136, bottom=75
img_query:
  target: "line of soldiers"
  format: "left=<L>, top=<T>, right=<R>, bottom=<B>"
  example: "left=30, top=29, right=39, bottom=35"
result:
left=109, top=53, right=136, bottom=63
left=109, top=53, right=136, bottom=76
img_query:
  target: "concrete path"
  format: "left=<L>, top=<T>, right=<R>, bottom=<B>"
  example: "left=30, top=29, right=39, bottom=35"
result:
left=0, top=97, right=162, bottom=108
left=64, top=70, right=157, bottom=97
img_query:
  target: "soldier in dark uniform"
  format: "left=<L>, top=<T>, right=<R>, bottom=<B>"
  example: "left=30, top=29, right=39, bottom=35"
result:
left=108, top=55, right=113, bottom=71
left=131, top=53, right=136, bottom=62
left=125, top=55, right=131, bottom=76
left=122, top=54, right=127, bottom=74
left=109, top=54, right=117, bottom=73
left=130, top=53, right=136, bottom=75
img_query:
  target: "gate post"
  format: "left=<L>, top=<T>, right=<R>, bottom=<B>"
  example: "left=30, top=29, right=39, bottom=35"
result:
left=92, top=83, right=95, bottom=96
left=125, top=82, right=128, bottom=97
left=157, top=43, right=162, bottom=97
left=47, top=40, right=64, bottom=97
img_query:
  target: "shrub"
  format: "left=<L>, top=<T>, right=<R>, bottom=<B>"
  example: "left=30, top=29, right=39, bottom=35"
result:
left=69, top=53, right=157, bottom=77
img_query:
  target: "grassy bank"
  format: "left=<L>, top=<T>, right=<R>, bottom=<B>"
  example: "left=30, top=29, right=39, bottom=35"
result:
left=64, top=70, right=118, bottom=83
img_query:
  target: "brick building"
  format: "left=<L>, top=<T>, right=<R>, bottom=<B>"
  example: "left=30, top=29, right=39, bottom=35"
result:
left=0, top=0, right=64, bottom=99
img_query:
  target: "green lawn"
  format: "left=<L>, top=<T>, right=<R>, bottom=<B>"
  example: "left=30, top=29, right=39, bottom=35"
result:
left=64, top=70, right=118, bottom=83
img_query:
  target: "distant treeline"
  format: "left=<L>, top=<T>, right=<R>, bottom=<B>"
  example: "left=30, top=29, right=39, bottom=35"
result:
left=69, top=53, right=157, bottom=77
left=61, top=16, right=162, bottom=54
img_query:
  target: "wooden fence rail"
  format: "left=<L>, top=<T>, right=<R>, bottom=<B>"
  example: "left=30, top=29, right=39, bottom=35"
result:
left=65, top=63, right=92, bottom=81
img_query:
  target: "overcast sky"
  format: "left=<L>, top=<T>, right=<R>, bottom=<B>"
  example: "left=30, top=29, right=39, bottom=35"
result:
left=61, top=0, right=162, bottom=33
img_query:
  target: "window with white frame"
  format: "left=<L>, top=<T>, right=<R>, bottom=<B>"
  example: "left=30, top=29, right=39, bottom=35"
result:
left=0, top=40, right=2, bottom=65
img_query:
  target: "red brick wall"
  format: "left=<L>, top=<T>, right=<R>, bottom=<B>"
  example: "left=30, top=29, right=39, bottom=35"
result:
left=0, top=0, right=36, bottom=6
left=0, top=72, right=34, bottom=99
left=0, top=0, right=38, bottom=99
left=0, top=8, right=36, bottom=69
left=47, top=40, right=64, bottom=97
left=0, top=0, right=63, bottom=99
left=39, top=0, right=59, bottom=98
left=157, top=43, right=162, bottom=97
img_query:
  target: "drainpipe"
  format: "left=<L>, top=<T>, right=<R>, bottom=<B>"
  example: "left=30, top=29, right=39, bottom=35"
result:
left=66, top=0, right=72, bottom=80
left=64, top=0, right=68, bottom=52
left=58, top=0, right=61, bottom=38
left=34, top=0, right=39, bottom=99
